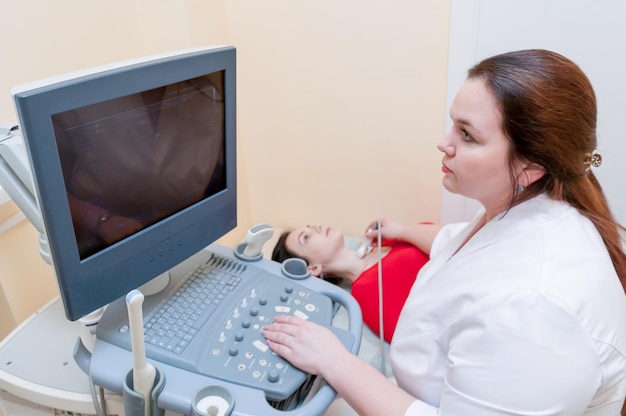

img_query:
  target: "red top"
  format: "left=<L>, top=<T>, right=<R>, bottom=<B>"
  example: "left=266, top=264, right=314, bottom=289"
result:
left=351, top=241, right=429, bottom=343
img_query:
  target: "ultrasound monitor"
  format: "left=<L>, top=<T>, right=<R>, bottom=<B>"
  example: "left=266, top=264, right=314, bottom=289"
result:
left=12, top=46, right=237, bottom=321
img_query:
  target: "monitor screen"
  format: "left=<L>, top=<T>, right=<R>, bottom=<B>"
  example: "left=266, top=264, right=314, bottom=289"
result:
left=12, top=46, right=237, bottom=321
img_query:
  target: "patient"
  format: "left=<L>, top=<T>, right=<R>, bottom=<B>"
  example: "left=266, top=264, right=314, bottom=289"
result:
left=272, top=220, right=434, bottom=342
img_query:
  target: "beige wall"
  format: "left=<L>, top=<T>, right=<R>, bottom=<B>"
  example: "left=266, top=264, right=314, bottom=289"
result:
left=0, top=206, right=58, bottom=335
left=228, top=1, right=450, bottom=235
left=0, top=1, right=451, bottom=335
left=0, top=0, right=230, bottom=121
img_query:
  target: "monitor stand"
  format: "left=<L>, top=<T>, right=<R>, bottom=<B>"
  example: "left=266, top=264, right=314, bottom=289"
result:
left=138, top=271, right=171, bottom=296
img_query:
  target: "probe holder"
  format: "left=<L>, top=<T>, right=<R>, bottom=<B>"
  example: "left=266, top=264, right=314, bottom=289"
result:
left=233, top=242, right=263, bottom=262
left=192, top=385, right=235, bottom=416
left=122, top=367, right=166, bottom=416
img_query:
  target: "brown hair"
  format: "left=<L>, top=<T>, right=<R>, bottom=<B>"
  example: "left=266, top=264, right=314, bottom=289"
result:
left=271, top=230, right=342, bottom=285
left=468, top=49, right=625, bottom=292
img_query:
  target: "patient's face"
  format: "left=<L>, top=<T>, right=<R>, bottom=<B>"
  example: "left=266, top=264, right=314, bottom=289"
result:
left=285, top=225, right=344, bottom=266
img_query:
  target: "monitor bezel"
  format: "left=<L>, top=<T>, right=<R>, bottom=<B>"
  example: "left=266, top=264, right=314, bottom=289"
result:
left=12, top=46, right=237, bottom=321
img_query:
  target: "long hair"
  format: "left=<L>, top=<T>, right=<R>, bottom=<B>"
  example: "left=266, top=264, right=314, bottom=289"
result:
left=468, top=49, right=625, bottom=292
left=271, top=231, right=294, bottom=264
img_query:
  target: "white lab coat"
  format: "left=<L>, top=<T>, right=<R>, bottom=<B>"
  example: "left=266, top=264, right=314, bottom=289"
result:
left=390, top=194, right=626, bottom=415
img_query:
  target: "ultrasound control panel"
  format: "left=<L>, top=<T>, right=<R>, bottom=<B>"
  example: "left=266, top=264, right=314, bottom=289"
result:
left=203, top=274, right=331, bottom=396
left=90, top=244, right=362, bottom=416
left=96, top=249, right=333, bottom=401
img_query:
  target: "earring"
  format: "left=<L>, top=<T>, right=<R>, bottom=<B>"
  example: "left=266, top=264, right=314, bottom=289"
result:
left=518, top=185, right=525, bottom=192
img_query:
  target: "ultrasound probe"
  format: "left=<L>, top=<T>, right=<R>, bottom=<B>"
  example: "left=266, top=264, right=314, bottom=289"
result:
left=126, top=289, right=156, bottom=416
left=242, top=223, right=274, bottom=257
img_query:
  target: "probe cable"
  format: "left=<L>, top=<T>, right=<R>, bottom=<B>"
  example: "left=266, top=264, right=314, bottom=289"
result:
left=375, top=220, right=387, bottom=376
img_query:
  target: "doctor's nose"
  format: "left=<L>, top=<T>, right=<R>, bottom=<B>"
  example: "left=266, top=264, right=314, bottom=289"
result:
left=437, top=131, right=455, bottom=156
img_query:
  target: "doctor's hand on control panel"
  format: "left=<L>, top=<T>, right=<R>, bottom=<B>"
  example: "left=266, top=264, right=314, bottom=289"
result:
left=263, top=49, right=626, bottom=416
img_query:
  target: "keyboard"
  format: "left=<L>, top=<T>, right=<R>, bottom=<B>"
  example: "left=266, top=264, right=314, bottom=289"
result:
left=96, top=251, right=335, bottom=401
left=144, top=259, right=243, bottom=354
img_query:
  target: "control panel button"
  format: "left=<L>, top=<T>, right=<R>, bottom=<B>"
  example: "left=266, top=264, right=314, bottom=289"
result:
left=267, top=370, right=280, bottom=383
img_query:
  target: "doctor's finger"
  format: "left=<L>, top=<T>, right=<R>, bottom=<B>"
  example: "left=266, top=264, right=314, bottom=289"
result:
left=263, top=322, right=298, bottom=338
left=262, top=326, right=294, bottom=345
left=272, top=315, right=307, bottom=326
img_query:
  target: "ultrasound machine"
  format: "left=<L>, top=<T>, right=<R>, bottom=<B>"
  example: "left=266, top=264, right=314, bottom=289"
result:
left=0, top=46, right=362, bottom=416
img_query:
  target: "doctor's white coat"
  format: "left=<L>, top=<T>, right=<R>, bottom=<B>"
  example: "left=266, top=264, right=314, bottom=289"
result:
left=390, top=195, right=626, bottom=415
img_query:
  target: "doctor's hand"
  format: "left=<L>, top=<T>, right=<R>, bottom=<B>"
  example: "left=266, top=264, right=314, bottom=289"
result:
left=262, top=315, right=350, bottom=377
left=364, top=217, right=404, bottom=241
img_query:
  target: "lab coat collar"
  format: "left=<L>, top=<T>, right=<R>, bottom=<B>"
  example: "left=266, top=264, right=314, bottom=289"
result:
left=416, top=194, right=562, bottom=290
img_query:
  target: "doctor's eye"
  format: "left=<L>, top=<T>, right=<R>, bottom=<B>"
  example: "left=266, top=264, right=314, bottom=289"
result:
left=460, top=128, right=474, bottom=142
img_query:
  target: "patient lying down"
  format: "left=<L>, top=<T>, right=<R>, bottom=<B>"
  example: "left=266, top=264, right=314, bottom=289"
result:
left=271, top=221, right=432, bottom=343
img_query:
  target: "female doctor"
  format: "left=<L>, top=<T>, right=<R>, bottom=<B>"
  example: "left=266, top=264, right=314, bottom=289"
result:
left=263, top=49, right=626, bottom=415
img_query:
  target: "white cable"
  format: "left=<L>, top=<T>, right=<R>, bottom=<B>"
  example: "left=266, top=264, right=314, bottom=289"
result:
left=89, top=370, right=107, bottom=416
left=375, top=220, right=387, bottom=376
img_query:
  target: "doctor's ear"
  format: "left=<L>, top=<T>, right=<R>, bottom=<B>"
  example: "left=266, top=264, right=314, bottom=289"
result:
left=517, top=161, right=546, bottom=187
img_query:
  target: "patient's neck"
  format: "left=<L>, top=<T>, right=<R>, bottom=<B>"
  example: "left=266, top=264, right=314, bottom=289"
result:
left=359, top=247, right=389, bottom=276
left=329, top=248, right=389, bottom=283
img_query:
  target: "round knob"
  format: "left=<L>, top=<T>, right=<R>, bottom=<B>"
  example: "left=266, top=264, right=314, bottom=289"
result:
left=267, top=370, right=280, bottom=383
